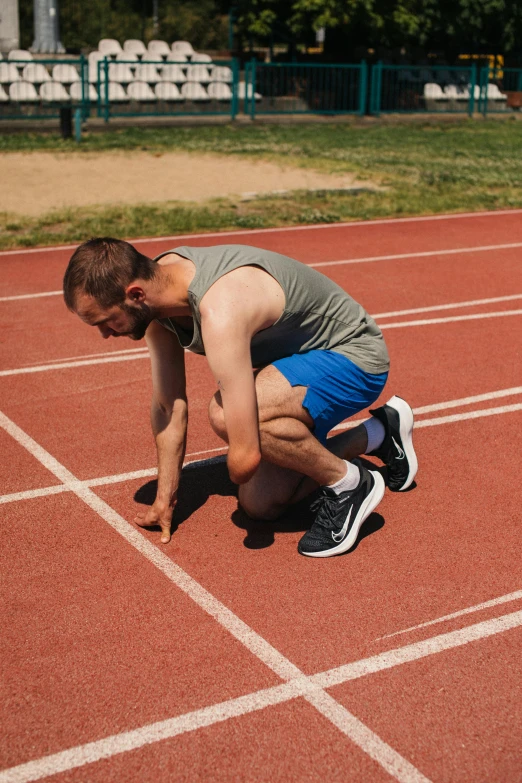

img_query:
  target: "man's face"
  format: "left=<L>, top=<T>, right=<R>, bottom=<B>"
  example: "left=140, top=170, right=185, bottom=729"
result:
left=75, top=293, right=154, bottom=341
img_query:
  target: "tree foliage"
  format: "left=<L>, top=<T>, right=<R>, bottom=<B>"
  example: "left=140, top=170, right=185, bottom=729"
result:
left=17, top=0, right=522, bottom=58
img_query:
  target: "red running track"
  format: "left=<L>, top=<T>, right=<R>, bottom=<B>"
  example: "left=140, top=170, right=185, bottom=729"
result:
left=1, top=210, right=522, bottom=783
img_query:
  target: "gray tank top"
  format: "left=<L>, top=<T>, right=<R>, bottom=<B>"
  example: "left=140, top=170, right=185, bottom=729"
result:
left=154, top=244, right=389, bottom=374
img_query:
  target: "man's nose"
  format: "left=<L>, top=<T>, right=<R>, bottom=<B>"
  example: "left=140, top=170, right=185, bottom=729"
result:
left=98, top=324, right=115, bottom=339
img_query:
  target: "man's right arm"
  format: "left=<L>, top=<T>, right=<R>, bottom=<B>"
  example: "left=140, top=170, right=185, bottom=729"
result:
left=134, top=320, right=187, bottom=543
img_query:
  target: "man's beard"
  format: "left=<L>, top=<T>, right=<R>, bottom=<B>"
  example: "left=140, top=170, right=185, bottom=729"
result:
left=120, top=301, right=155, bottom=341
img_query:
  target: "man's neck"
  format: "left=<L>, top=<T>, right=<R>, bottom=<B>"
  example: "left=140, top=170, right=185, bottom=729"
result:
left=153, top=253, right=195, bottom=318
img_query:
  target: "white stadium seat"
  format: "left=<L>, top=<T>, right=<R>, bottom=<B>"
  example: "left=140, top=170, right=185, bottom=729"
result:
left=88, top=52, right=105, bottom=83
left=127, top=80, right=155, bottom=101
left=155, top=81, right=183, bottom=101
left=190, top=52, right=212, bottom=63
left=22, top=63, right=51, bottom=83
left=0, top=63, right=20, bottom=83
left=207, top=81, right=232, bottom=100
left=52, top=64, right=80, bottom=84
left=108, top=82, right=127, bottom=101
left=9, top=81, right=38, bottom=101
left=108, top=62, right=134, bottom=83
left=186, top=64, right=211, bottom=83
left=210, top=65, right=232, bottom=83
left=160, top=64, right=186, bottom=83
left=123, top=39, right=146, bottom=56
left=487, top=83, right=506, bottom=99
left=98, top=39, right=122, bottom=56
left=134, top=64, right=161, bottom=83
left=171, top=41, right=195, bottom=57
left=69, top=81, right=98, bottom=102
left=141, top=51, right=164, bottom=63
left=166, top=51, right=188, bottom=63
left=181, top=81, right=208, bottom=101
left=148, top=40, right=171, bottom=57
left=116, top=51, right=138, bottom=62
left=0, top=84, right=8, bottom=102
left=424, top=83, right=445, bottom=99
left=443, top=84, right=460, bottom=98
left=238, top=81, right=261, bottom=100
left=8, top=49, right=33, bottom=61
left=40, top=81, right=70, bottom=101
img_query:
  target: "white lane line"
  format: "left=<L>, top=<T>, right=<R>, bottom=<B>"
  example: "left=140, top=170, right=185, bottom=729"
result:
left=380, top=309, right=522, bottom=330
left=314, top=609, right=522, bottom=690
left=22, top=347, right=148, bottom=367
left=3, top=307, right=522, bottom=378
left=374, top=294, right=522, bottom=319
left=0, top=409, right=426, bottom=783
left=0, top=291, right=62, bottom=302
left=376, top=590, right=522, bottom=640
left=333, top=401, right=522, bottom=433
left=414, top=403, right=522, bottom=428
left=3, top=603, right=522, bottom=783
left=2, top=396, right=521, bottom=505
left=0, top=352, right=150, bottom=378
left=412, top=386, right=522, bottom=415
left=0, top=447, right=228, bottom=505
left=310, top=241, right=522, bottom=269
left=2, top=207, right=522, bottom=258
left=4, top=248, right=522, bottom=304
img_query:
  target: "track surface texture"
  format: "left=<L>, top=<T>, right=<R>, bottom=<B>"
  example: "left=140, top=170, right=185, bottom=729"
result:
left=1, top=210, right=522, bottom=783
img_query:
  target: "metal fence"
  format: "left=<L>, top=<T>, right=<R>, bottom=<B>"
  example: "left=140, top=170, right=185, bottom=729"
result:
left=96, top=58, right=239, bottom=121
left=0, top=56, right=89, bottom=120
left=244, top=60, right=368, bottom=117
left=479, top=66, right=522, bottom=115
left=4, top=56, right=522, bottom=123
left=370, top=63, right=478, bottom=115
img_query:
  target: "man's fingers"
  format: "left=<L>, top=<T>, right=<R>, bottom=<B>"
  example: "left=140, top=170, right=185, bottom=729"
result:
left=160, top=524, right=171, bottom=544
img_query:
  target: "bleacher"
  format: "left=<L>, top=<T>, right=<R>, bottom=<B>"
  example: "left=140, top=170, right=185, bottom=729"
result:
left=0, top=40, right=244, bottom=114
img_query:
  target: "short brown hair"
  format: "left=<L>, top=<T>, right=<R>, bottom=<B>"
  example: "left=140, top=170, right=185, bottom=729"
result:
left=63, top=237, right=157, bottom=311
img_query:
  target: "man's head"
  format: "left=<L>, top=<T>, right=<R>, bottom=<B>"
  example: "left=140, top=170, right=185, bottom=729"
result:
left=63, top=237, right=158, bottom=340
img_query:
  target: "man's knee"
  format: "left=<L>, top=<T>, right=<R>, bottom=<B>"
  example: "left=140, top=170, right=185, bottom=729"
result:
left=208, top=394, right=228, bottom=440
left=238, top=486, right=285, bottom=521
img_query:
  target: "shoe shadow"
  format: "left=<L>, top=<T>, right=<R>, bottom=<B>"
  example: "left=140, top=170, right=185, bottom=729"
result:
left=134, top=455, right=237, bottom=535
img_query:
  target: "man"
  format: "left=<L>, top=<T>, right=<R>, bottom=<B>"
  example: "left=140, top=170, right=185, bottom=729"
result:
left=63, top=238, right=417, bottom=557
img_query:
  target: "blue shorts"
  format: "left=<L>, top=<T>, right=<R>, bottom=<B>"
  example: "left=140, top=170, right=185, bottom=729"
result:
left=272, top=350, right=388, bottom=443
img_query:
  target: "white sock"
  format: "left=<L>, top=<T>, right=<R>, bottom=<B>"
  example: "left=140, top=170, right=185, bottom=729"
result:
left=364, top=417, right=386, bottom=453
left=328, top=460, right=360, bottom=494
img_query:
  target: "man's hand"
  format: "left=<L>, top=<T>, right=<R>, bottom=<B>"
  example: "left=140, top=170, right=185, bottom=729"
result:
left=134, top=495, right=177, bottom=544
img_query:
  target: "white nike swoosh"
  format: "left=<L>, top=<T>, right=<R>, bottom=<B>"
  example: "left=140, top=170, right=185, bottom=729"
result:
left=332, top=506, right=353, bottom=543
left=392, top=436, right=405, bottom=460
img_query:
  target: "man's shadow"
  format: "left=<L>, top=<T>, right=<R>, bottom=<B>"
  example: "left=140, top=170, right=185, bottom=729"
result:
left=134, top=455, right=237, bottom=536
left=134, top=456, right=386, bottom=553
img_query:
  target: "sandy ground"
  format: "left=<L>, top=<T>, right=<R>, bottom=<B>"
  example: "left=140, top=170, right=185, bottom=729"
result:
left=1, top=150, right=374, bottom=217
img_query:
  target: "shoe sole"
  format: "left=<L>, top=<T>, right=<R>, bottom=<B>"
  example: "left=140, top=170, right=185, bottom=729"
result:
left=386, top=395, right=418, bottom=491
left=300, top=470, right=386, bottom=558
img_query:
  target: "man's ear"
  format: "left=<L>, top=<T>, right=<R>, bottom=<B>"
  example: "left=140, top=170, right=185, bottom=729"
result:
left=125, top=284, right=146, bottom=304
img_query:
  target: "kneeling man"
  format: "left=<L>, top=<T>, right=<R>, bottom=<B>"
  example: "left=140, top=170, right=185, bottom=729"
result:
left=63, top=239, right=417, bottom=557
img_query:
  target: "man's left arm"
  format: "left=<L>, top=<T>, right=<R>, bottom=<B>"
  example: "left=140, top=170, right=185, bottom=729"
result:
left=201, top=315, right=261, bottom=485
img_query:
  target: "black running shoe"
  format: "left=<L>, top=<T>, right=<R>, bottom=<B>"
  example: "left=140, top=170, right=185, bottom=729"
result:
left=369, top=395, right=418, bottom=491
left=298, top=460, right=385, bottom=558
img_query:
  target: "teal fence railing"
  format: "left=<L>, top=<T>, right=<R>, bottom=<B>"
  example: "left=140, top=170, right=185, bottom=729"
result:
left=0, top=56, right=90, bottom=121
left=244, top=60, right=368, bottom=117
left=96, top=58, right=239, bottom=121
left=478, top=66, right=522, bottom=115
left=369, top=63, right=478, bottom=115
left=4, top=57, right=522, bottom=123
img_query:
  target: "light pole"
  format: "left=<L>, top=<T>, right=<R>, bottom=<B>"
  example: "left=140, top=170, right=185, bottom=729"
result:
left=32, top=0, right=64, bottom=53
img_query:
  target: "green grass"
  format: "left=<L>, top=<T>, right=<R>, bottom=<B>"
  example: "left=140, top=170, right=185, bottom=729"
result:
left=2, top=119, right=522, bottom=249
